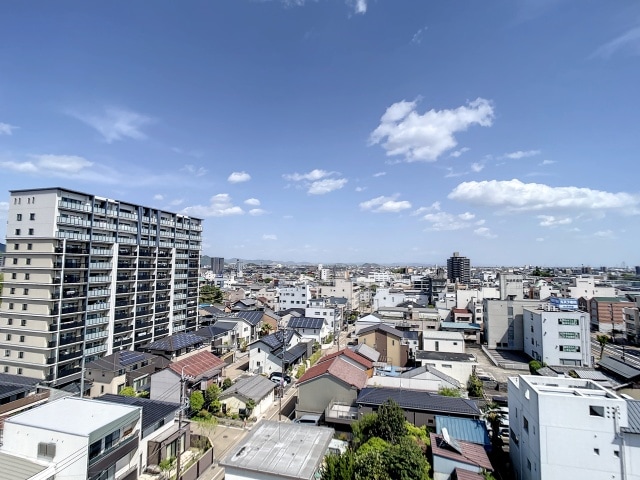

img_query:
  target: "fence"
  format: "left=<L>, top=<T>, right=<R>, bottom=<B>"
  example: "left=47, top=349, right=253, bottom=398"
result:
left=177, top=446, right=214, bottom=480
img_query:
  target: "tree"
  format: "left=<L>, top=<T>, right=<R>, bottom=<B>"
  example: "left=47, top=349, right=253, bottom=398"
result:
left=529, top=360, right=543, bottom=375
left=438, top=387, right=461, bottom=397
left=158, top=456, right=176, bottom=480
left=321, top=450, right=356, bottom=480
left=260, top=323, right=273, bottom=337
left=222, top=378, right=233, bottom=390
left=243, top=399, right=256, bottom=418
left=373, top=400, right=407, bottom=444
left=597, top=334, right=609, bottom=358
left=384, top=436, right=430, bottom=480
left=199, top=284, right=223, bottom=304
left=467, top=374, right=484, bottom=398
left=205, top=384, right=222, bottom=413
left=190, top=390, right=205, bottom=414
left=118, top=386, right=136, bottom=397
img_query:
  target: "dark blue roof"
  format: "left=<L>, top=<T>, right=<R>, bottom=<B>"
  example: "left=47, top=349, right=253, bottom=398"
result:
left=356, top=387, right=481, bottom=417
left=146, top=332, right=207, bottom=352
left=435, top=416, right=491, bottom=449
left=234, top=310, right=263, bottom=326
left=195, top=322, right=236, bottom=339
left=287, top=317, right=324, bottom=330
left=283, top=343, right=308, bottom=363
left=97, top=394, right=180, bottom=431
left=259, top=330, right=296, bottom=350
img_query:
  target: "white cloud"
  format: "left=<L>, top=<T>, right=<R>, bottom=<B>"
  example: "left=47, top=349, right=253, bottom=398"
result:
left=228, top=171, right=251, bottom=183
left=169, top=199, right=184, bottom=206
left=249, top=209, right=267, bottom=216
left=411, top=26, right=427, bottom=45
left=182, top=164, right=207, bottom=177
left=355, top=186, right=366, bottom=192
left=594, top=230, right=615, bottom=239
left=0, top=122, right=17, bottom=135
left=153, top=194, right=164, bottom=201
left=263, top=234, right=278, bottom=241
left=458, top=212, right=475, bottom=221
left=536, top=237, right=545, bottom=242
left=373, top=171, right=387, bottom=177
left=369, top=98, right=494, bottom=162
left=0, top=201, right=8, bottom=212
left=412, top=202, right=441, bottom=216
left=502, top=150, right=541, bottom=159
left=244, top=198, right=261, bottom=206
left=592, top=26, right=640, bottom=59
left=360, top=195, right=412, bottom=213
left=539, top=159, right=556, bottom=166
left=308, top=178, right=348, bottom=195
left=283, top=169, right=332, bottom=182
left=70, top=107, right=153, bottom=143
left=538, top=215, right=572, bottom=227
left=421, top=211, right=479, bottom=231
left=1, top=154, right=93, bottom=176
left=449, top=179, right=640, bottom=213
left=470, top=162, right=484, bottom=173
left=349, top=0, right=367, bottom=14
left=182, top=193, right=244, bottom=217
left=449, top=147, right=470, bottom=158
left=474, top=227, right=497, bottom=239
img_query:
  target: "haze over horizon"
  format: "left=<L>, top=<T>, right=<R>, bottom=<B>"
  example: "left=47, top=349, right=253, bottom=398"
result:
left=1, top=1, right=639, bottom=267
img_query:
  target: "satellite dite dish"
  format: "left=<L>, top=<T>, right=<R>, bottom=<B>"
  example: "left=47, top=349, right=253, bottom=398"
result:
left=441, top=427, right=463, bottom=454
left=442, top=427, right=451, bottom=445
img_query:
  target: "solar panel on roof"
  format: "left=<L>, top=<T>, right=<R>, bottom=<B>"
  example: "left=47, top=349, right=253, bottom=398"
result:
left=118, top=351, right=147, bottom=366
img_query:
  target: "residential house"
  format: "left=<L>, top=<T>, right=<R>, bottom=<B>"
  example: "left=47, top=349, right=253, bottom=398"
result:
left=366, top=365, right=463, bottom=393
left=435, top=416, right=491, bottom=452
left=306, top=298, right=341, bottom=336
left=194, top=321, right=239, bottom=355
left=234, top=310, right=266, bottom=343
left=0, top=396, right=142, bottom=480
left=423, top=331, right=465, bottom=353
left=219, top=375, right=275, bottom=418
left=356, top=387, right=481, bottom=429
left=143, top=332, right=208, bottom=360
left=248, top=330, right=310, bottom=375
left=150, top=350, right=225, bottom=404
left=351, top=343, right=380, bottom=363
left=221, top=421, right=334, bottom=480
left=430, top=431, right=493, bottom=480
left=287, top=316, right=329, bottom=345
left=597, top=356, right=640, bottom=385
left=358, top=323, right=409, bottom=367
left=97, top=394, right=183, bottom=473
left=414, top=351, right=477, bottom=386
left=85, top=350, right=170, bottom=398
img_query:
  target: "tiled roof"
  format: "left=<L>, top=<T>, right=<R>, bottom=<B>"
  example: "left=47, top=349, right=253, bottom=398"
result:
left=425, top=366, right=462, bottom=388
left=0, top=383, right=33, bottom=402
left=430, top=432, right=493, bottom=471
left=298, top=357, right=368, bottom=389
left=0, top=373, right=39, bottom=387
left=358, top=323, right=403, bottom=338
left=598, top=356, right=640, bottom=381
left=235, top=310, right=264, bottom=326
left=352, top=343, right=380, bottom=362
left=168, top=350, right=225, bottom=379
left=623, top=400, right=640, bottom=434
left=435, top=416, right=491, bottom=449
left=357, top=387, right=481, bottom=417
left=453, top=467, right=485, bottom=480
left=97, top=394, right=180, bottom=431
left=201, top=305, right=226, bottom=316
left=195, top=322, right=237, bottom=339
left=287, top=317, right=325, bottom=330
left=317, top=348, right=373, bottom=370
left=257, top=330, right=297, bottom=351
left=220, top=375, right=275, bottom=403
left=146, top=332, right=207, bottom=352
left=283, top=342, right=309, bottom=363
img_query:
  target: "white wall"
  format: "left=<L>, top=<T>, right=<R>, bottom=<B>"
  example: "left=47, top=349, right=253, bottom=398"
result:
left=415, top=360, right=475, bottom=386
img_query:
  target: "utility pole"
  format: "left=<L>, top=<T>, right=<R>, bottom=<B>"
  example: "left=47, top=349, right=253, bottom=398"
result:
left=176, top=367, right=186, bottom=480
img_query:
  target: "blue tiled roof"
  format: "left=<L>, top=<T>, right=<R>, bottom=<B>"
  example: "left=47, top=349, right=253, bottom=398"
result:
left=435, top=416, right=491, bottom=449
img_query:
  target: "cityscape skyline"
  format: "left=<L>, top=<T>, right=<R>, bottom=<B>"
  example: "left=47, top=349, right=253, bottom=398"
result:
left=1, top=1, right=639, bottom=266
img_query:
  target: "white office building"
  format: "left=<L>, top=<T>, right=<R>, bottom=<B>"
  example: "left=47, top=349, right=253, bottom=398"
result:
left=276, top=284, right=311, bottom=312
left=508, top=375, right=640, bottom=480
left=523, top=303, right=592, bottom=367
left=0, top=188, right=202, bottom=386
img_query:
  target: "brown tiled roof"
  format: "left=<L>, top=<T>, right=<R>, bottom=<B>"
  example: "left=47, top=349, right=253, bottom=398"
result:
left=169, top=350, right=225, bottom=379
left=298, top=357, right=368, bottom=389
left=453, top=468, right=485, bottom=480
left=317, top=348, right=373, bottom=370
left=453, top=308, right=471, bottom=314
left=430, top=433, right=493, bottom=471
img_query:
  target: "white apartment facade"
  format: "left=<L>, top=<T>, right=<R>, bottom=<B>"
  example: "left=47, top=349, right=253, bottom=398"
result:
left=372, top=288, right=406, bottom=310
left=508, top=375, right=640, bottom=480
left=561, top=276, right=616, bottom=300
left=276, top=284, right=311, bottom=312
left=0, top=188, right=202, bottom=386
left=523, top=304, right=592, bottom=367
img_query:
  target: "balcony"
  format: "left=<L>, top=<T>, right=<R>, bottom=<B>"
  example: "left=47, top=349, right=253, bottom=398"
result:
left=117, top=274, right=132, bottom=282
left=85, top=344, right=108, bottom=355
left=91, top=248, right=113, bottom=256
left=114, top=325, right=133, bottom=334
left=88, top=289, right=111, bottom=298
left=115, top=311, right=132, bottom=320
left=87, top=302, right=110, bottom=311
left=89, top=276, right=111, bottom=284
left=88, top=430, right=139, bottom=477
left=60, top=336, right=83, bottom=346
left=324, top=401, right=359, bottom=425
left=115, top=300, right=132, bottom=307
left=90, top=262, right=112, bottom=270
left=118, top=249, right=134, bottom=256
left=60, top=320, right=84, bottom=330
left=58, top=350, right=83, bottom=362
left=86, top=330, right=108, bottom=340
left=135, top=321, right=153, bottom=329
left=58, top=200, right=91, bottom=212
left=87, top=316, right=109, bottom=326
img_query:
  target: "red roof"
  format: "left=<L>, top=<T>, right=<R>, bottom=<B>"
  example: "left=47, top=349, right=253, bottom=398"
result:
left=453, top=468, right=485, bottom=480
left=453, top=309, right=471, bottom=314
left=430, top=433, right=493, bottom=471
left=298, top=356, right=368, bottom=389
left=169, top=350, right=225, bottom=379
left=317, top=348, right=373, bottom=370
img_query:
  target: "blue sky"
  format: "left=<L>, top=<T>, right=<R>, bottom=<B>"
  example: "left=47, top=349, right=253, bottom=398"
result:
left=1, top=0, right=639, bottom=267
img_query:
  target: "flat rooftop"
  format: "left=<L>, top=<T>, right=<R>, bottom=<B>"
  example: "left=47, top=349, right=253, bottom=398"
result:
left=6, top=397, right=140, bottom=436
left=221, top=421, right=333, bottom=479
left=510, top=375, right=621, bottom=399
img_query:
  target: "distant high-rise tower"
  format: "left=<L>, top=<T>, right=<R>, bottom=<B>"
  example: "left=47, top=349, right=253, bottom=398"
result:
left=211, top=257, right=224, bottom=274
left=447, top=251, right=470, bottom=285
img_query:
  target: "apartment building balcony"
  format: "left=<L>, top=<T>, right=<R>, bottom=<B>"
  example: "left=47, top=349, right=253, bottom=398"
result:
left=87, top=315, right=109, bottom=326
left=137, top=273, right=152, bottom=280
left=173, top=293, right=187, bottom=300
left=157, top=283, right=170, bottom=291
left=89, top=276, right=111, bottom=284
left=117, top=262, right=135, bottom=269
left=112, top=337, right=133, bottom=349
left=135, top=320, right=154, bottom=329
left=59, top=335, right=84, bottom=346
left=158, top=242, right=173, bottom=248
left=118, top=248, right=135, bottom=256
left=189, top=253, right=200, bottom=259
left=173, top=313, right=187, bottom=321
left=86, top=330, right=109, bottom=340
left=160, top=219, right=175, bottom=227
left=191, top=224, right=203, bottom=232
left=176, top=243, right=189, bottom=249
left=87, top=302, right=110, bottom=311
left=56, top=231, right=91, bottom=241
left=173, top=324, right=186, bottom=333
left=118, top=224, right=137, bottom=233
left=138, top=262, right=153, bottom=269
left=91, top=234, right=116, bottom=243
left=155, top=306, right=169, bottom=314
left=136, top=285, right=151, bottom=292
left=115, top=286, right=132, bottom=294
left=189, top=235, right=202, bottom=241
left=119, top=211, right=138, bottom=221
left=118, top=237, right=138, bottom=245
left=186, top=320, right=197, bottom=329
left=324, top=400, right=359, bottom=425
left=136, top=331, right=151, bottom=340
left=51, top=305, right=81, bottom=316
left=115, top=311, right=133, bottom=320
left=86, top=344, right=108, bottom=355
left=89, top=262, right=112, bottom=270
left=64, top=260, right=87, bottom=269
left=88, top=289, right=110, bottom=298
left=58, top=350, right=83, bottom=362
left=92, top=221, right=117, bottom=231
left=117, top=274, right=133, bottom=282
left=139, top=249, right=155, bottom=257
left=58, top=199, right=91, bottom=212
left=56, top=365, right=82, bottom=379
left=57, top=216, right=92, bottom=228
left=136, top=296, right=152, bottom=304
left=91, top=248, right=113, bottom=256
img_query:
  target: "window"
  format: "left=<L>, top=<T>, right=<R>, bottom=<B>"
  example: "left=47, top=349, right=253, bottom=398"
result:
left=614, top=450, right=620, bottom=457
left=558, top=318, right=579, bottom=326
left=7, top=319, right=12, bottom=325
left=15, top=229, right=21, bottom=235
left=22, top=304, right=28, bottom=311
left=258, top=348, right=261, bottom=353
left=19, top=335, right=25, bottom=342
left=17, top=368, right=23, bottom=375
left=559, top=332, right=580, bottom=339
left=30, top=213, right=35, bottom=220
left=25, top=273, right=30, bottom=280
left=14, top=243, right=19, bottom=250
left=16, top=213, right=22, bottom=221
left=594, top=448, right=600, bottom=455
left=23, top=289, right=29, bottom=295
left=101, top=385, right=105, bottom=393
left=28, top=228, right=34, bottom=235
left=27, top=243, right=32, bottom=250
left=523, top=416, right=529, bottom=433
left=560, top=345, right=580, bottom=352
left=4, top=350, right=9, bottom=357
left=37, top=443, right=56, bottom=459
left=18, top=352, right=24, bottom=359
left=26, top=258, right=31, bottom=265
left=590, top=405, right=605, bottom=417
left=12, top=258, right=18, bottom=265
left=8, top=303, right=14, bottom=310
left=11, top=273, right=16, bottom=279
left=89, top=440, right=102, bottom=460
left=10, top=288, right=15, bottom=295
left=20, top=319, right=26, bottom=326
left=3, top=366, right=7, bottom=373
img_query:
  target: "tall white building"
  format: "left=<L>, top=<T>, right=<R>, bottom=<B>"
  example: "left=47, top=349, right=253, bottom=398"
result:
left=523, top=302, right=592, bottom=367
left=276, top=284, right=311, bottom=312
left=0, top=187, right=202, bottom=386
left=509, top=375, right=640, bottom=480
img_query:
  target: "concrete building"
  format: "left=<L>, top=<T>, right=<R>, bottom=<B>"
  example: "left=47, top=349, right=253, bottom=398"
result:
left=508, top=375, right=640, bottom=480
left=523, top=302, right=592, bottom=367
left=624, top=297, right=640, bottom=344
left=422, top=331, right=465, bottom=353
left=499, top=273, right=524, bottom=301
left=210, top=256, right=224, bottom=275
left=0, top=187, right=202, bottom=387
left=484, top=299, right=541, bottom=350
left=447, top=252, right=470, bottom=285
left=590, top=297, right=635, bottom=335
left=561, top=276, right=616, bottom=300
left=276, top=284, right=311, bottom=312
left=0, top=396, right=142, bottom=480
left=358, top=323, right=409, bottom=367
left=221, top=421, right=334, bottom=480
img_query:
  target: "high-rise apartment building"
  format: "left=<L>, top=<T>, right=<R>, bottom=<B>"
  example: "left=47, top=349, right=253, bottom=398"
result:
left=210, top=256, right=224, bottom=274
left=447, top=251, right=470, bottom=285
left=0, top=188, right=202, bottom=387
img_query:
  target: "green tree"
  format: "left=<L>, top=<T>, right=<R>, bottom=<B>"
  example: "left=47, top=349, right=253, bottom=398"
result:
left=372, top=400, right=407, bottom=444
left=596, top=334, right=609, bottom=358
left=118, top=386, right=136, bottom=397
left=205, top=384, right=222, bottom=413
left=351, top=412, right=379, bottom=449
left=199, top=284, right=223, bottom=304
left=260, top=323, right=273, bottom=337
left=222, top=378, right=233, bottom=390
left=438, top=387, right=461, bottom=397
left=321, top=450, right=356, bottom=480
left=243, top=399, right=256, bottom=418
left=467, top=373, right=484, bottom=398
left=529, top=360, right=543, bottom=375
left=354, top=450, right=390, bottom=480
left=190, top=390, right=205, bottom=414
left=384, top=436, right=430, bottom=480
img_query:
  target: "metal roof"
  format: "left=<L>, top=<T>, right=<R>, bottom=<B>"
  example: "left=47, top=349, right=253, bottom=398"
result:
left=435, top=416, right=491, bottom=448
left=356, top=387, right=481, bottom=417
left=97, top=394, right=180, bottom=431
left=430, top=433, right=493, bottom=471
left=358, top=323, right=404, bottom=338
left=168, top=350, right=225, bottom=379
left=194, top=322, right=237, bottom=339
left=221, top=421, right=333, bottom=479
left=283, top=342, right=309, bottom=363
left=623, top=400, right=640, bottom=434
left=598, top=356, right=640, bottom=381
left=0, top=452, right=50, bottom=480
left=287, top=317, right=325, bottom=330
left=220, top=375, right=275, bottom=403
left=439, top=322, right=481, bottom=330
left=234, top=310, right=264, bottom=326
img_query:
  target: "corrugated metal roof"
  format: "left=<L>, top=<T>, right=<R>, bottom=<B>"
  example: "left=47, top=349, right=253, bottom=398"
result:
left=435, top=416, right=491, bottom=448
left=430, top=432, right=493, bottom=471
left=598, top=356, right=640, bottom=381
left=0, top=452, right=49, bottom=480
left=623, top=400, right=640, bottom=434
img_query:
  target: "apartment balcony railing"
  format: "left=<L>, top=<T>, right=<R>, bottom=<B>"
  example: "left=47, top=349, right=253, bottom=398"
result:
left=89, top=276, right=111, bottom=284
left=57, top=216, right=92, bottom=227
left=87, top=316, right=109, bottom=326
left=118, top=237, right=138, bottom=244
left=118, top=224, right=137, bottom=233
left=86, top=344, right=108, bottom=355
left=118, top=248, right=134, bottom=256
left=88, top=289, right=110, bottom=298
left=93, top=221, right=117, bottom=231
left=57, top=366, right=82, bottom=378
left=115, top=311, right=133, bottom=320
left=91, top=234, right=116, bottom=243
left=135, top=321, right=154, bottom=329
left=91, top=248, right=113, bottom=256
left=86, top=331, right=108, bottom=340
left=65, top=246, right=90, bottom=254
left=112, top=338, right=133, bottom=348
left=119, top=211, right=138, bottom=220
left=87, top=302, right=110, bottom=311
left=117, top=274, right=133, bottom=282
left=60, top=336, right=83, bottom=346
left=139, top=249, right=154, bottom=257
left=159, top=241, right=174, bottom=248
left=58, top=200, right=91, bottom=211
left=58, top=350, right=83, bottom=362
left=89, top=262, right=112, bottom=270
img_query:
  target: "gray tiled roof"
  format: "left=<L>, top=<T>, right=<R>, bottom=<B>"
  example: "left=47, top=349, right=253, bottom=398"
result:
left=97, top=394, right=180, bottom=431
left=195, top=321, right=237, bottom=339
left=220, top=375, right=275, bottom=403
left=356, top=387, right=481, bottom=417
left=598, top=356, right=640, bottom=381
left=86, top=351, right=158, bottom=372
left=283, top=342, right=309, bottom=363
left=358, top=323, right=403, bottom=338
left=259, top=330, right=296, bottom=350
left=288, top=317, right=324, bottom=329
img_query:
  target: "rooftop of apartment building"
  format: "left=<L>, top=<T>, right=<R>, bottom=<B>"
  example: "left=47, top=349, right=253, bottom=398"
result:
left=510, top=375, right=622, bottom=399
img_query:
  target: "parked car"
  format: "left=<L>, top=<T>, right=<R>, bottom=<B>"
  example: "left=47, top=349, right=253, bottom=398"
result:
left=270, top=372, right=292, bottom=385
